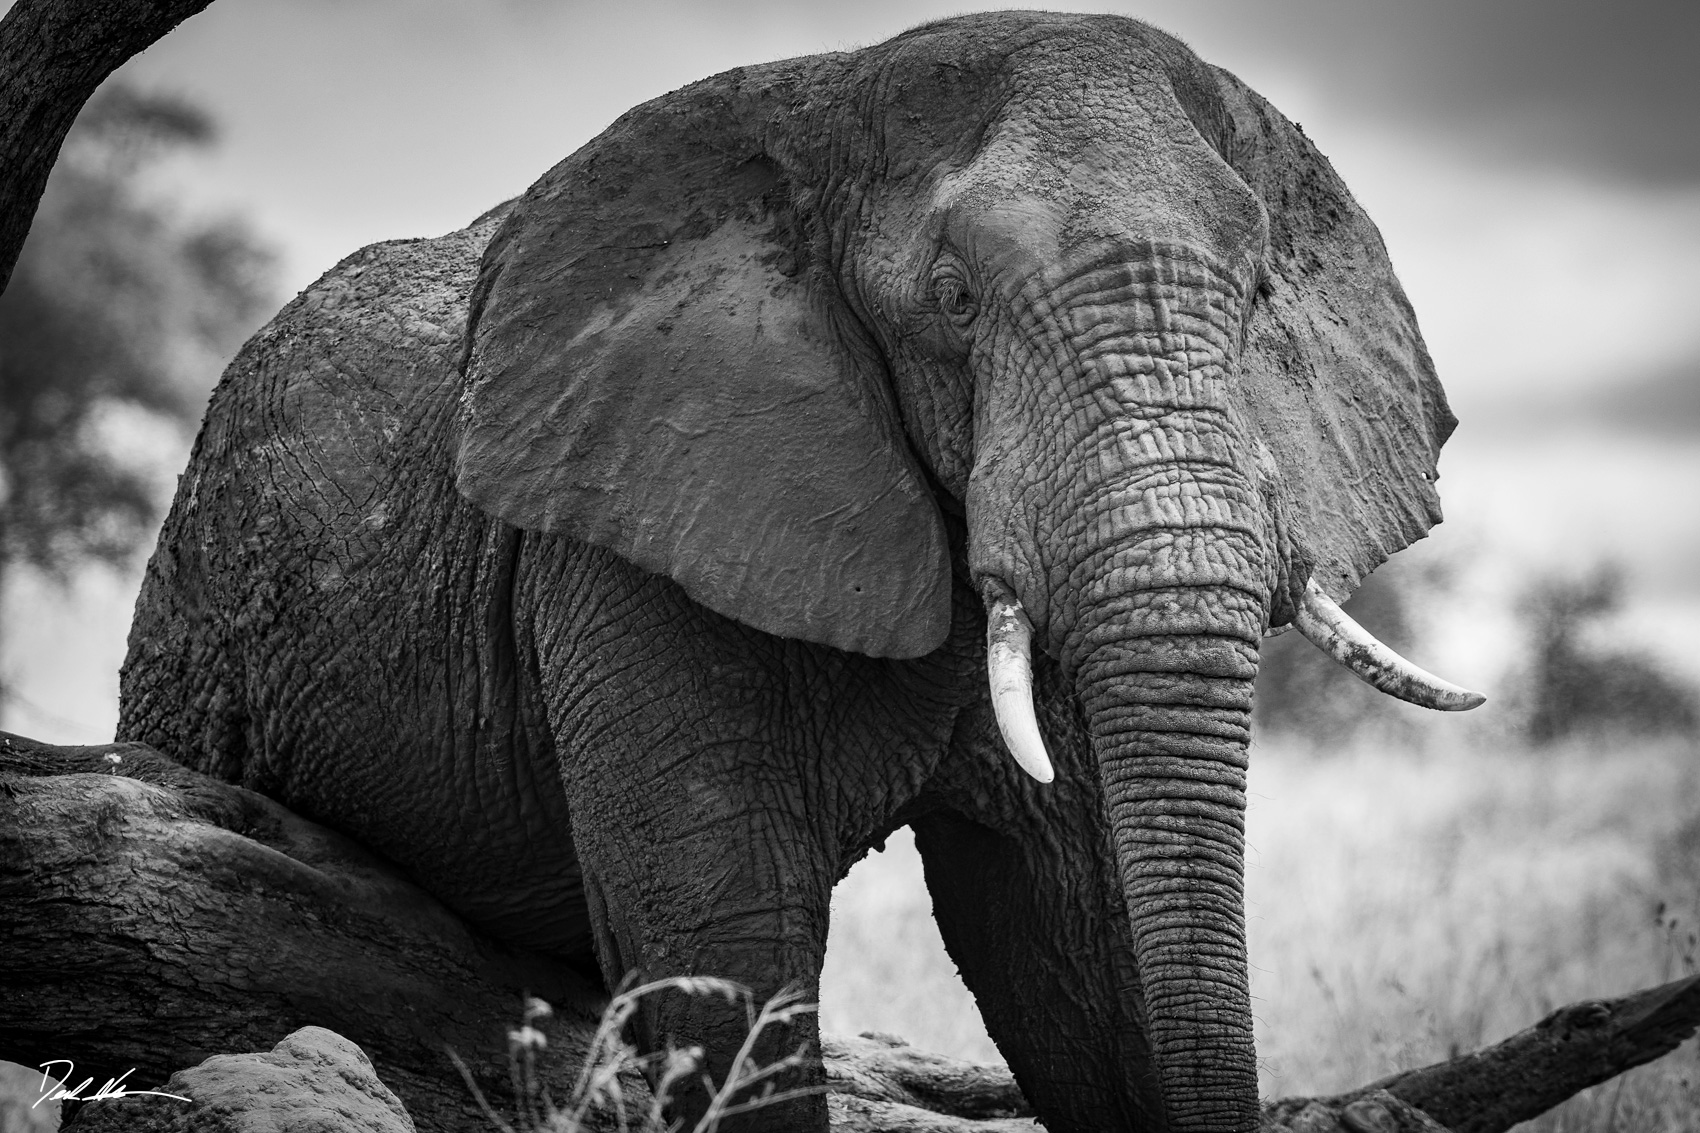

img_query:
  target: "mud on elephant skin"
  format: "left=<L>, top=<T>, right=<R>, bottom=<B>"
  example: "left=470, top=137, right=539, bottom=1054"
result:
left=118, top=12, right=1480, bottom=1133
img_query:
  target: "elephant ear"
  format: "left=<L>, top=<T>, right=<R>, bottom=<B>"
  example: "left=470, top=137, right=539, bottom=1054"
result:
left=456, top=74, right=951, bottom=659
left=1212, top=65, right=1457, bottom=604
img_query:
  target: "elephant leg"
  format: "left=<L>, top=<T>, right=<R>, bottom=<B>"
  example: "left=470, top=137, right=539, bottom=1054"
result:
left=559, top=735, right=833, bottom=1132
left=523, top=550, right=974, bottom=1131
left=913, top=682, right=1164, bottom=1130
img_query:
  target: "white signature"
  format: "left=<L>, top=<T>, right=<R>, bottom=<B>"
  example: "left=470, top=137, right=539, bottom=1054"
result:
left=32, top=1061, right=191, bottom=1108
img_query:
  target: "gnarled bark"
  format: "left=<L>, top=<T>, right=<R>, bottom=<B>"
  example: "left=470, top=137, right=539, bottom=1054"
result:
left=4, top=733, right=1698, bottom=1133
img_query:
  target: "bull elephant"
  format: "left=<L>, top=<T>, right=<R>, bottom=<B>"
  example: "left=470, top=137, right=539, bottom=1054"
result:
left=118, top=12, right=1481, bottom=1133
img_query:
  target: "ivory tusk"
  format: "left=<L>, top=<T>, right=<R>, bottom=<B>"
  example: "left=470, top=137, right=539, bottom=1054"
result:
left=1292, top=578, right=1486, bottom=712
left=983, top=589, right=1055, bottom=784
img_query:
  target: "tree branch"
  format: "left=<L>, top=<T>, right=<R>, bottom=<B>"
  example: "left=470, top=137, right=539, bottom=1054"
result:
left=1369, top=976, right=1700, bottom=1133
left=0, top=0, right=214, bottom=294
left=823, top=1033, right=1030, bottom=1120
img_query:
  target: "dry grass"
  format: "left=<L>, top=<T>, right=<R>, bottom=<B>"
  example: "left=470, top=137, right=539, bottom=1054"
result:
left=820, top=733, right=1700, bottom=1130
left=457, top=980, right=820, bottom=1133
left=1247, top=734, right=1700, bottom=1129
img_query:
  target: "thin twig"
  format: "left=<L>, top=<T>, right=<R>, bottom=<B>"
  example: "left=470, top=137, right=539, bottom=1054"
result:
left=446, top=1047, right=518, bottom=1133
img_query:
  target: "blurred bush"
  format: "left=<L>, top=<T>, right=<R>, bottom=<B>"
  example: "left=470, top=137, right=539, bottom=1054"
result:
left=1255, top=557, right=1438, bottom=747
left=0, top=83, right=277, bottom=582
left=1506, top=564, right=1697, bottom=745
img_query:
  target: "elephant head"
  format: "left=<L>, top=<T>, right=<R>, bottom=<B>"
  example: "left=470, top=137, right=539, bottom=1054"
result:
left=455, top=13, right=1479, bottom=1130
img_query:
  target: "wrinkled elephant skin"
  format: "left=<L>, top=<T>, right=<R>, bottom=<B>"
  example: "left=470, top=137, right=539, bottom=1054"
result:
left=120, top=13, right=1458, bottom=1133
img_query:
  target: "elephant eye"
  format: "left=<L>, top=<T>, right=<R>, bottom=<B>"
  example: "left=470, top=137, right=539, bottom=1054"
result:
left=935, top=274, right=979, bottom=328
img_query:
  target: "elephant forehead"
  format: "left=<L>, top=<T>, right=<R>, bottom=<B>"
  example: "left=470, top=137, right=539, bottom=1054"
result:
left=902, top=50, right=1263, bottom=263
left=860, top=13, right=1230, bottom=164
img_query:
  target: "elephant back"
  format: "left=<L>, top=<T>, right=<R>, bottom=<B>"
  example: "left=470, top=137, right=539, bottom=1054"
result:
left=117, top=204, right=591, bottom=961
left=119, top=207, right=508, bottom=773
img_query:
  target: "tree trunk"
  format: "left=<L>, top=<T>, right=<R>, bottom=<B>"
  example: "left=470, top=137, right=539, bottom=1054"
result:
left=0, top=0, right=215, bottom=296
left=4, top=733, right=1698, bottom=1133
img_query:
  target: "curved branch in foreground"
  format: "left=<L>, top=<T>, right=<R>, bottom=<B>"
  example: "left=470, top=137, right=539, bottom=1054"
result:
left=5, top=733, right=1699, bottom=1133
left=1368, top=975, right=1700, bottom=1133
left=0, top=0, right=217, bottom=294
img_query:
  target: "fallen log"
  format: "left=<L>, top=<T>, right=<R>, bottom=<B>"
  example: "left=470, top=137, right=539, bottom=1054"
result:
left=1363, top=975, right=1700, bottom=1132
left=4, top=734, right=1697, bottom=1132
left=0, top=732, right=607, bottom=1132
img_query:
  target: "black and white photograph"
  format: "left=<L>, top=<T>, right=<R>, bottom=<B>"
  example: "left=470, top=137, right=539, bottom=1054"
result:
left=1, top=2, right=1697, bottom=1130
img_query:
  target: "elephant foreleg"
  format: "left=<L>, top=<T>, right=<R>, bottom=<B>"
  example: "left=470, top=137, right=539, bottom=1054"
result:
left=559, top=738, right=834, bottom=1132
left=913, top=691, right=1164, bottom=1131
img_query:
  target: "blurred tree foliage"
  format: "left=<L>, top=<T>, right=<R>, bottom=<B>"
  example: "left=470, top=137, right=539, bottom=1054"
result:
left=1255, top=558, right=1435, bottom=747
left=1510, top=564, right=1697, bottom=745
left=0, top=82, right=277, bottom=704
left=0, top=85, right=274, bottom=570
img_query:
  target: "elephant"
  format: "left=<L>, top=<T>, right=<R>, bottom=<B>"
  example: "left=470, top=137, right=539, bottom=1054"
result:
left=117, top=12, right=1483, bottom=1133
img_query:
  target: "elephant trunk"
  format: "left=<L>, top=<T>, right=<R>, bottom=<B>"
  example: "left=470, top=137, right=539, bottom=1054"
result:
left=979, top=573, right=1261, bottom=1128
left=968, top=250, right=1273, bottom=1129
left=1056, top=411, right=1267, bottom=1129
left=977, top=531, right=1266, bottom=1131
left=1075, top=628, right=1260, bottom=1131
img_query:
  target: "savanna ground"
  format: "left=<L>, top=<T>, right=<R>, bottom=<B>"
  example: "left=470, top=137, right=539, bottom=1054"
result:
left=821, top=732, right=1700, bottom=1132
left=4, top=729, right=1696, bottom=1133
